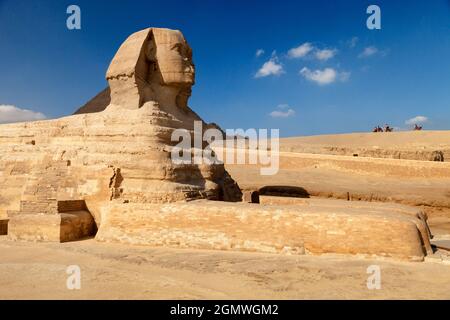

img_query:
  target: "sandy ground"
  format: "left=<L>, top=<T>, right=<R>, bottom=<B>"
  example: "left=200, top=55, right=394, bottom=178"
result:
left=1, top=236, right=449, bottom=300
left=280, top=131, right=450, bottom=154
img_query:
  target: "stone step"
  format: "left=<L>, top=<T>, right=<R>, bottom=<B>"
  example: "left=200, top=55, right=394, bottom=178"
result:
left=7, top=211, right=96, bottom=243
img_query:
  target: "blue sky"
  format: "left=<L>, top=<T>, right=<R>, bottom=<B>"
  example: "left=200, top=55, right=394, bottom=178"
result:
left=0, top=0, right=449, bottom=136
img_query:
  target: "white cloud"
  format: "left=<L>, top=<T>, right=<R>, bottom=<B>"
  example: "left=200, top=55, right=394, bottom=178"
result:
left=405, top=116, right=428, bottom=125
left=300, top=67, right=336, bottom=85
left=300, top=67, right=349, bottom=85
left=288, top=42, right=314, bottom=58
left=348, top=36, right=359, bottom=48
left=269, top=104, right=296, bottom=118
left=314, top=48, right=337, bottom=61
left=288, top=43, right=337, bottom=61
left=254, top=57, right=284, bottom=78
left=358, top=46, right=378, bottom=58
left=255, top=49, right=265, bottom=57
left=0, top=105, right=46, bottom=124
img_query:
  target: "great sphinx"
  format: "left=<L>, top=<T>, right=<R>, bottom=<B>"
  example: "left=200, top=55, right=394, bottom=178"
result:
left=0, top=28, right=241, bottom=240
left=0, top=28, right=433, bottom=261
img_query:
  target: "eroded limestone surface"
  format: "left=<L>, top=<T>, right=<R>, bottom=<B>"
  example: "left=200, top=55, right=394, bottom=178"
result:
left=96, top=200, right=432, bottom=261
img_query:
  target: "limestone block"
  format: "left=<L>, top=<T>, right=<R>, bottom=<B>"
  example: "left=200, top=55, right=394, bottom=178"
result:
left=7, top=211, right=95, bottom=242
left=96, top=200, right=430, bottom=261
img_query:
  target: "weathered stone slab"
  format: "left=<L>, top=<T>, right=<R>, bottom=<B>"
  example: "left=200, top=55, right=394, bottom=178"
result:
left=96, top=200, right=430, bottom=261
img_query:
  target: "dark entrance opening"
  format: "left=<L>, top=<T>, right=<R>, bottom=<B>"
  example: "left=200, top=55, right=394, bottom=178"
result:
left=258, top=186, right=310, bottom=198
left=0, top=219, right=8, bottom=235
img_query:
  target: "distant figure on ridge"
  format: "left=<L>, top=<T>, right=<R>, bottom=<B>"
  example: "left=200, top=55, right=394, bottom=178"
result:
left=384, top=124, right=393, bottom=132
left=372, top=126, right=383, bottom=132
left=414, top=124, right=423, bottom=131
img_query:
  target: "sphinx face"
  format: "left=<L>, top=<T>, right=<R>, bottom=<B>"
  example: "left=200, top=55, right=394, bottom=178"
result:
left=152, top=29, right=195, bottom=86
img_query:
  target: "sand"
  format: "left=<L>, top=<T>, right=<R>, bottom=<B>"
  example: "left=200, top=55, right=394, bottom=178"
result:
left=280, top=131, right=450, bottom=160
left=1, top=237, right=450, bottom=300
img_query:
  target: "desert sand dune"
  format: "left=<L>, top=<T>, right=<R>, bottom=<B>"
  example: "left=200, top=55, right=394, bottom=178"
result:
left=280, top=131, right=450, bottom=161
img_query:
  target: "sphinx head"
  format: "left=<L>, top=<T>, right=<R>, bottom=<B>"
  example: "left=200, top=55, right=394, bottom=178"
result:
left=106, top=28, right=195, bottom=110
left=149, top=29, right=195, bottom=86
